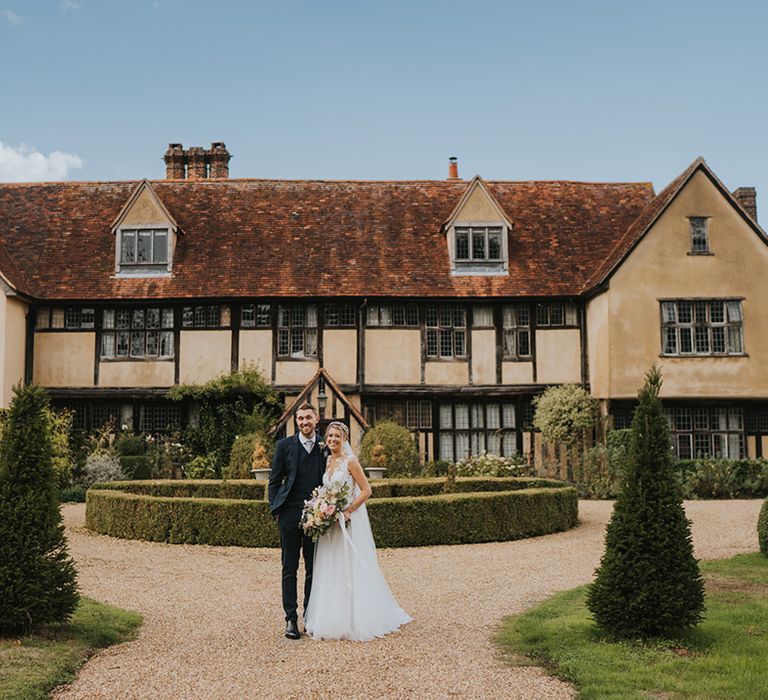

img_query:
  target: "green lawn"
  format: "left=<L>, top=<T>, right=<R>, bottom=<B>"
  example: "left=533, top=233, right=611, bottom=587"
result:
left=0, top=597, right=142, bottom=700
left=496, top=553, right=768, bottom=700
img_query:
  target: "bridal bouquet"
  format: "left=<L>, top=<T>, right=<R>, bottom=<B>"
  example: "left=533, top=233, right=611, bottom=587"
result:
left=301, top=482, right=351, bottom=542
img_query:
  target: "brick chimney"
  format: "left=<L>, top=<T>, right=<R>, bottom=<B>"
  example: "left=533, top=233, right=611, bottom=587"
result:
left=732, top=187, right=758, bottom=222
left=186, top=146, right=207, bottom=179
left=163, top=142, right=232, bottom=179
left=209, top=142, right=231, bottom=179
left=164, top=143, right=186, bottom=179
left=447, top=156, right=460, bottom=180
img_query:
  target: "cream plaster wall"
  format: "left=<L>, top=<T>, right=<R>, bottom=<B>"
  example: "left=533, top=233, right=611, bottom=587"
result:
left=323, top=329, right=357, bottom=384
left=586, top=292, right=610, bottom=398
left=364, top=329, right=421, bottom=384
left=607, top=170, right=768, bottom=398
left=535, top=329, right=582, bottom=384
left=238, top=330, right=272, bottom=377
left=99, top=360, right=174, bottom=388
left=502, top=361, right=533, bottom=384
left=34, top=333, right=95, bottom=387
left=275, top=361, right=319, bottom=386
left=179, top=330, right=231, bottom=384
left=471, top=330, right=496, bottom=384
left=424, top=361, right=469, bottom=385
left=3, top=297, right=27, bottom=406
left=121, top=188, right=170, bottom=225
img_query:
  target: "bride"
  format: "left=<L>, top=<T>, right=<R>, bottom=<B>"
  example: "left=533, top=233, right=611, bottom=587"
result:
left=304, top=421, right=412, bottom=641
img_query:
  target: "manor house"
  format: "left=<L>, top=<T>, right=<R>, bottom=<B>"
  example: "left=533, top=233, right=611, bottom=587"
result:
left=1, top=144, right=767, bottom=462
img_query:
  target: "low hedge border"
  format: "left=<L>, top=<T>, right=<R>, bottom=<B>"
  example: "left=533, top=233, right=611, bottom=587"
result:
left=85, top=478, right=577, bottom=548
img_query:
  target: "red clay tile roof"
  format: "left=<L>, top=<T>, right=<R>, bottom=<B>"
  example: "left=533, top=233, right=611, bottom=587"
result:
left=0, top=239, right=28, bottom=293
left=0, top=178, right=654, bottom=301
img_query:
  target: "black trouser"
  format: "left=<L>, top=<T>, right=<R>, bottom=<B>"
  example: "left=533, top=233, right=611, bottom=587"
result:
left=278, top=504, right=315, bottom=623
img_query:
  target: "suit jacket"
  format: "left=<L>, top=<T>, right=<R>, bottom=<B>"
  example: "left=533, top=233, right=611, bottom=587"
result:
left=268, top=433, right=324, bottom=515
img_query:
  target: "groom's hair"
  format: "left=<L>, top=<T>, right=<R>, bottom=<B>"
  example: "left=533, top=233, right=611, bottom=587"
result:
left=295, top=402, right=317, bottom=415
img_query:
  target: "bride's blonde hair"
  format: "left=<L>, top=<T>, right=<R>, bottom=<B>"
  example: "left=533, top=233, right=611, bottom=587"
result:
left=325, top=421, right=349, bottom=442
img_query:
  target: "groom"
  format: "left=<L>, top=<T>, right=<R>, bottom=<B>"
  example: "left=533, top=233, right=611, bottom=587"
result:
left=268, top=402, right=325, bottom=639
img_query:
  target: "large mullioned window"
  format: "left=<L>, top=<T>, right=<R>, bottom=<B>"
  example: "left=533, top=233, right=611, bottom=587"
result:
left=101, top=307, right=175, bottom=359
left=425, top=306, right=466, bottom=359
left=277, top=305, right=318, bottom=358
left=661, top=300, right=744, bottom=356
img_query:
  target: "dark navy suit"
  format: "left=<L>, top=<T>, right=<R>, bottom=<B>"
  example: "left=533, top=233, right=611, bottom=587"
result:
left=268, top=433, right=324, bottom=623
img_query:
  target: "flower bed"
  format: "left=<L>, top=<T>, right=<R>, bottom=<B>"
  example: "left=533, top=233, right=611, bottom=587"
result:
left=85, top=477, right=578, bottom=548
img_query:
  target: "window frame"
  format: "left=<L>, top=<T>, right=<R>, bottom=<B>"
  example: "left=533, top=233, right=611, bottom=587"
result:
left=688, top=216, right=712, bottom=255
left=276, top=304, right=318, bottom=360
left=450, top=221, right=508, bottom=275
left=660, top=298, right=745, bottom=357
left=118, top=227, right=170, bottom=270
left=424, top=304, right=468, bottom=361
left=100, top=306, right=175, bottom=361
left=502, top=304, right=532, bottom=360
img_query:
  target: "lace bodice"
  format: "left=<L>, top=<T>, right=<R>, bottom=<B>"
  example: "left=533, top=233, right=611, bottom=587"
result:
left=323, top=455, right=357, bottom=495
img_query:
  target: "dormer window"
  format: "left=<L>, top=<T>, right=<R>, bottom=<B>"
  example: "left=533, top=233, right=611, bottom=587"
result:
left=120, top=229, right=168, bottom=267
left=111, top=180, right=178, bottom=278
left=455, top=226, right=503, bottom=263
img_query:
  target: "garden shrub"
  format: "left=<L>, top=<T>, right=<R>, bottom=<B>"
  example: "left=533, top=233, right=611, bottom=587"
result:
left=168, top=367, right=281, bottom=477
left=82, top=451, right=126, bottom=488
left=577, top=429, right=631, bottom=498
left=0, top=385, right=79, bottom=633
left=86, top=478, right=577, bottom=548
left=224, top=432, right=273, bottom=479
left=587, top=366, right=704, bottom=638
left=359, top=421, right=419, bottom=477
left=60, top=484, right=87, bottom=503
left=185, top=454, right=218, bottom=479
left=533, top=384, right=598, bottom=445
left=455, top=452, right=529, bottom=477
left=759, top=497, right=768, bottom=556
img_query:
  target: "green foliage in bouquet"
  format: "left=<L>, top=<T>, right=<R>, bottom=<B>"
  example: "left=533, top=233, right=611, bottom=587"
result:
left=359, top=421, right=419, bottom=477
left=759, top=497, right=768, bottom=556
left=533, top=384, right=598, bottom=445
left=0, top=385, right=79, bottom=633
left=587, top=366, right=705, bottom=638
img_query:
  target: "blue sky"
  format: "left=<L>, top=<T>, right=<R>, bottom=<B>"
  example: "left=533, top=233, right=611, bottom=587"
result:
left=2, top=0, right=767, bottom=213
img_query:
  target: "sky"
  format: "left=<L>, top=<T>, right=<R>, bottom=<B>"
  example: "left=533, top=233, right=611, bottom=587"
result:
left=1, top=0, right=767, bottom=213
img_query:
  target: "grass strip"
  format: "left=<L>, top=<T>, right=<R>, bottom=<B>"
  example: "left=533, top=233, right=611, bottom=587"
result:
left=0, top=596, right=142, bottom=700
left=496, top=552, right=768, bottom=699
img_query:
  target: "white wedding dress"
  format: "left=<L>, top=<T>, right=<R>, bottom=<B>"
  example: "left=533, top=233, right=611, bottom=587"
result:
left=304, top=455, right=412, bottom=641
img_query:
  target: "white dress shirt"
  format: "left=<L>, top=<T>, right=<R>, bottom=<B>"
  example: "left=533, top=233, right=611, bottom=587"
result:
left=300, top=434, right=316, bottom=454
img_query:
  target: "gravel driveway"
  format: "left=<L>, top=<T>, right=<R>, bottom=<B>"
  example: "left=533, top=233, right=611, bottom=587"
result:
left=54, top=500, right=762, bottom=699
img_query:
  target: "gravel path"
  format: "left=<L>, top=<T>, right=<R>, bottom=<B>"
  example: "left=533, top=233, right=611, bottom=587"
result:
left=54, top=500, right=762, bottom=700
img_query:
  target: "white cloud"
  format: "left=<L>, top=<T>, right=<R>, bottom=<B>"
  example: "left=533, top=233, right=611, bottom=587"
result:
left=2, top=10, right=21, bottom=25
left=60, top=0, right=80, bottom=12
left=0, top=142, right=85, bottom=182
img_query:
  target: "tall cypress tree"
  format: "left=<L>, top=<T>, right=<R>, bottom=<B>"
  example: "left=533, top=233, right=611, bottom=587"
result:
left=586, top=366, right=704, bottom=638
left=0, top=384, right=79, bottom=633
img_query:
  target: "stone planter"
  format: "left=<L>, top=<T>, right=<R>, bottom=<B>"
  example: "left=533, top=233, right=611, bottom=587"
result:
left=366, top=467, right=388, bottom=480
left=250, top=468, right=271, bottom=482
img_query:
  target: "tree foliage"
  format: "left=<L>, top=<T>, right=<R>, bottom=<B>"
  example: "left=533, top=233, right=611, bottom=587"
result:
left=586, top=366, right=705, bottom=638
left=0, top=384, right=79, bottom=633
left=533, top=384, right=597, bottom=445
left=359, top=421, right=419, bottom=477
left=168, top=367, right=281, bottom=477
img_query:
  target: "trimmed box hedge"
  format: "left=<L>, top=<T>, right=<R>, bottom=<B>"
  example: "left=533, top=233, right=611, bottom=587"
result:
left=86, top=477, right=577, bottom=548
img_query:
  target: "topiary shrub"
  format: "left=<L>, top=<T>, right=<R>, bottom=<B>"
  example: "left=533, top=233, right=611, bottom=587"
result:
left=359, top=421, right=419, bottom=477
left=0, top=384, right=79, bottom=633
left=224, top=432, right=274, bottom=479
left=586, top=366, right=705, bottom=638
left=759, top=497, right=768, bottom=556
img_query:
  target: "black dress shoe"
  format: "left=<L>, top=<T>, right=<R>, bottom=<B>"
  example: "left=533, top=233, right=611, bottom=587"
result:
left=285, top=620, right=301, bottom=640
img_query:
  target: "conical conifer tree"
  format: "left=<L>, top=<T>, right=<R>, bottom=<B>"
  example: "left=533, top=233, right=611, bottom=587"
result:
left=0, top=384, right=79, bottom=633
left=586, top=366, right=704, bottom=637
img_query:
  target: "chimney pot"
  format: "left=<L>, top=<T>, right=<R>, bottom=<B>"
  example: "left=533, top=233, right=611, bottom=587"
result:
left=733, top=187, right=758, bottom=222
left=448, top=156, right=459, bottom=180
